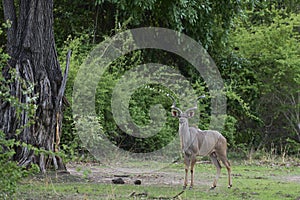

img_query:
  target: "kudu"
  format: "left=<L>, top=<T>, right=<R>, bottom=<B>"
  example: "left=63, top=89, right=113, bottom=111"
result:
left=168, top=94, right=232, bottom=190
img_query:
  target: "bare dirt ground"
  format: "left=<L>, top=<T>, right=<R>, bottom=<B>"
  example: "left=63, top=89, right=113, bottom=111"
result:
left=66, top=162, right=212, bottom=187
left=64, top=161, right=300, bottom=187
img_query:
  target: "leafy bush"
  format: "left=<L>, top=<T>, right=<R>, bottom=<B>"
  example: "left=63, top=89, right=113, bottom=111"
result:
left=227, top=11, right=300, bottom=152
left=0, top=129, right=40, bottom=198
left=0, top=131, right=32, bottom=198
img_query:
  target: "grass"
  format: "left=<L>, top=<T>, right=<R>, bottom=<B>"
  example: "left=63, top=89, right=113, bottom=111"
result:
left=13, top=160, right=300, bottom=200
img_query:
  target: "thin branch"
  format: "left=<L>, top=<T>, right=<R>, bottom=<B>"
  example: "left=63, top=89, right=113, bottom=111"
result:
left=56, top=50, right=71, bottom=109
left=173, top=190, right=185, bottom=199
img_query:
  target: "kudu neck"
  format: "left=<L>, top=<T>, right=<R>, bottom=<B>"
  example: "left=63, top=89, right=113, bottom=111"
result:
left=179, top=118, right=192, bottom=151
left=179, top=119, right=189, bottom=131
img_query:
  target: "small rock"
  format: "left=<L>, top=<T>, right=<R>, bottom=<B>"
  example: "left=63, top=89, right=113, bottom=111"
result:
left=112, top=177, right=125, bottom=184
left=134, top=180, right=141, bottom=185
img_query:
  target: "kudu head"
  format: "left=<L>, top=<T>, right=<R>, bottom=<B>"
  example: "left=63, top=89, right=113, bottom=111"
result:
left=167, top=94, right=205, bottom=125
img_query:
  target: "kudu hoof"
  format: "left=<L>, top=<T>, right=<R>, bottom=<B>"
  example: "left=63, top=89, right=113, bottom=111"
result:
left=183, top=185, right=187, bottom=190
left=210, top=186, right=216, bottom=190
left=228, top=184, right=232, bottom=188
left=189, top=186, right=193, bottom=190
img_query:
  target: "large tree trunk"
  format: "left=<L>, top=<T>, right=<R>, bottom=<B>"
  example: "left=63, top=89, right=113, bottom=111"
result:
left=1, top=0, right=68, bottom=172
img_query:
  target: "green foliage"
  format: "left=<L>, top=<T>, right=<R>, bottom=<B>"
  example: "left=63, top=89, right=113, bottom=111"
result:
left=0, top=131, right=40, bottom=198
left=96, top=0, right=241, bottom=56
left=95, top=47, right=175, bottom=152
left=53, top=1, right=97, bottom=46
left=286, top=138, right=300, bottom=154
left=58, top=34, right=94, bottom=161
left=222, top=115, right=238, bottom=148
left=227, top=11, right=300, bottom=150
left=0, top=131, right=23, bottom=198
left=52, top=0, right=300, bottom=157
left=242, top=0, right=300, bottom=25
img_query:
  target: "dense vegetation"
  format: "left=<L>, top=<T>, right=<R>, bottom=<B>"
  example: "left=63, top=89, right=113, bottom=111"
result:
left=0, top=0, right=300, bottom=191
left=54, top=0, right=300, bottom=157
left=0, top=1, right=300, bottom=196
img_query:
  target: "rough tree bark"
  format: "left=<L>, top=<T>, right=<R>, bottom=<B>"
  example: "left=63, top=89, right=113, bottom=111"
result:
left=1, top=0, right=69, bottom=172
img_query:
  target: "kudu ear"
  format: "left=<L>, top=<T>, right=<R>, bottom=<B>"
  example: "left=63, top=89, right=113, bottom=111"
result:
left=185, top=94, right=205, bottom=118
left=187, top=111, right=195, bottom=118
left=171, top=110, right=179, bottom=117
left=168, top=94, right=182, bottom=117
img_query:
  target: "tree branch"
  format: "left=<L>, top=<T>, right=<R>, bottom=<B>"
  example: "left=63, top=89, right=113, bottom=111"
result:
left=56, top=50, right=71, bottom=109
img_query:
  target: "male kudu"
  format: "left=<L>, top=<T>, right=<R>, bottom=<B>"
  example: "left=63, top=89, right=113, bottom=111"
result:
left=168, top=94, right=232, bottom=190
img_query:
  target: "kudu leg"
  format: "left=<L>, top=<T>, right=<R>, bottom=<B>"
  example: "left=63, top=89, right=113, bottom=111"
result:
left=219, top=155, right=232, bottom=188
left=210, top=152, right=221, bottom=189
left=183, top=155, right=191, bottom=190
left=189, top=156, right=196, bottom=189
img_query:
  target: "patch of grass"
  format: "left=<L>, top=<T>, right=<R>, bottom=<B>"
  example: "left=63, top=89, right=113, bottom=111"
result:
left=13, top=161, right=300, bottom=200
